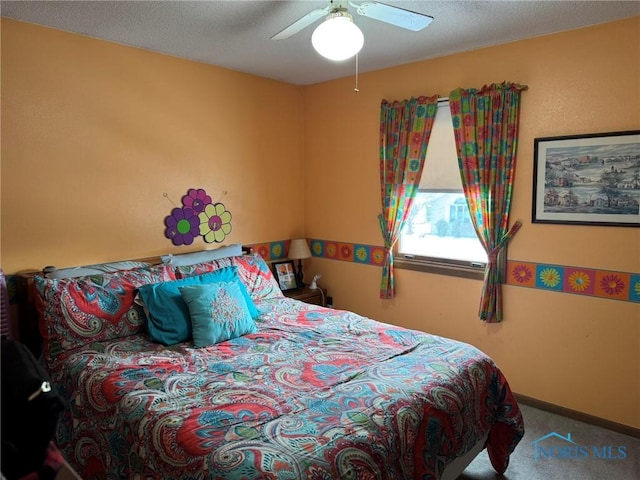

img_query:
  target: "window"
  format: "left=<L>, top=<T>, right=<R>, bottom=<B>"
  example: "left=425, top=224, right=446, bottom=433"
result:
left=396, top=100, right=488, bottom=280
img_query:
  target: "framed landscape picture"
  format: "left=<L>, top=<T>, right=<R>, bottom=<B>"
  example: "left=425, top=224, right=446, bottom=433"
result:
left=532, top=130, right=640, bottom=227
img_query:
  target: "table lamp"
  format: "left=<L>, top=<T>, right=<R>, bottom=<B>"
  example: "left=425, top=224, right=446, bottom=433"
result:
left=288, top=238, right=312, bottom=287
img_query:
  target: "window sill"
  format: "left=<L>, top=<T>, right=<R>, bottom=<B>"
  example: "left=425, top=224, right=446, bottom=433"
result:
left=395, top=256, right=486, bottom=281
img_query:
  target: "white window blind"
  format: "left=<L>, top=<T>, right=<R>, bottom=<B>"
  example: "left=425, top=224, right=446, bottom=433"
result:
left=419, top=101, right=460, bottom=190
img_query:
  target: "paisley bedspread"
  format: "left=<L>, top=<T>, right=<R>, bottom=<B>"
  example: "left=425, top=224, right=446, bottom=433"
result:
left=48, top=297, right=524, bottom=479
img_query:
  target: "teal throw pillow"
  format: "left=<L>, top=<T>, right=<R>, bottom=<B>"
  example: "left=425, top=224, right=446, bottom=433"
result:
left=179, top=282, right=258, bottom=348
left=137, top=266, right=258, bottom=345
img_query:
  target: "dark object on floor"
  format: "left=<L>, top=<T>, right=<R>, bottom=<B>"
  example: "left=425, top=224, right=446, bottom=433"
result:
left=1, top=339, right=65, bottom=480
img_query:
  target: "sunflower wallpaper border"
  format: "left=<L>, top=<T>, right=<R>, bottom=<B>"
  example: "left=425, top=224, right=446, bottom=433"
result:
left=5, top=239, right=638, bottom=305
left=308, top=239, right=387, bottom=266
left=302, top=239, right=639, bottom=304
left=506, top=260, right=639, bottom=303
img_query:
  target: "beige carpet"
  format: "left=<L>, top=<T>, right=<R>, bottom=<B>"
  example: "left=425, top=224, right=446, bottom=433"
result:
left=459, top=404, right=640, bottom=480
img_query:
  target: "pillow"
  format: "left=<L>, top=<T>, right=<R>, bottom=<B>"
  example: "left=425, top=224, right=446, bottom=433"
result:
left=44, top=260, right=150, bottom=279
left=179, top=282, right=257, bottom=348
left=161, top=244, right=243, bottom=266
left=34, top=265, right=176, bottom=363
left=175, top=253, right=284, bottom=300
left=136, top=266, right=259, bottom=346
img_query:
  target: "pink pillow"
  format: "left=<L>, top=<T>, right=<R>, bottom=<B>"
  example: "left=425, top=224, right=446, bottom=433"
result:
left=174, top=253, right=283, bottom=300
left=34, top=265, right=176, bottom=363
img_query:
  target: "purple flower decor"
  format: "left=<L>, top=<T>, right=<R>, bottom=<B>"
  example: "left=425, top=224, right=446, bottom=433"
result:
left=164, top=207, right=200, bottom=246
left=164, top=188, right=233, bottom=245
left=182, top=188, right=212, bottom=213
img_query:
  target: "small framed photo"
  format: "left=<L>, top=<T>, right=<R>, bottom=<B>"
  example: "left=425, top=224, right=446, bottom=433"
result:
left=273, top=260, right=300, bottom=291
left=532, top=130, right=640, bottom=227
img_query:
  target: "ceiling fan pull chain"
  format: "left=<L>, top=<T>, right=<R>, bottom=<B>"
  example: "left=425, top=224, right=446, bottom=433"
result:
left=354, top=53, right=360, bottom=93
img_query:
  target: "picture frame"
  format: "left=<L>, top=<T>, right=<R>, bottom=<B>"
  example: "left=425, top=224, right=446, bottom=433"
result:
left=532, top=130, right=640, bottom=227
left=272, top=260, right=300, bottom=291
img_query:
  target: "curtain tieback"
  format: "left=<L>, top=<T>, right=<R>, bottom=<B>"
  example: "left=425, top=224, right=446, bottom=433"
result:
left=384, top=245, right=395, bottom=264
left=488, top=247, right=501, bottom=264
left=488, top=220, right=523, bottom=264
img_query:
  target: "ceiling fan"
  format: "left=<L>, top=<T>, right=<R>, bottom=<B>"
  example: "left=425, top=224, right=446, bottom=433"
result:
left=271, top=0, right=434, bottom=41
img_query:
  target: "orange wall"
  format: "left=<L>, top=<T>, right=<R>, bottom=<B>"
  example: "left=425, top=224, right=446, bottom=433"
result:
left=2, top=17, right=639, bottom=428
left=1, top=19, right=305, bottom=272
left=302, top=18, right=640, bottom=428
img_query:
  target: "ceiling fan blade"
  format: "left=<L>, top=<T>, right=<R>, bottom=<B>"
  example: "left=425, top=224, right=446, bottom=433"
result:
left=354, top=1, right=433, bottom=31
left=271, top=6, right=330, bottom=40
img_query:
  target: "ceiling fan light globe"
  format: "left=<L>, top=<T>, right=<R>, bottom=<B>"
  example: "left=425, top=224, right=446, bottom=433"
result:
left=312, top=16, right=364, bottom=61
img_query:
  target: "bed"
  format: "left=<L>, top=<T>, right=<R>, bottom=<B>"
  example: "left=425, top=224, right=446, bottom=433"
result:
left=25, top=250, right=524, bottom=479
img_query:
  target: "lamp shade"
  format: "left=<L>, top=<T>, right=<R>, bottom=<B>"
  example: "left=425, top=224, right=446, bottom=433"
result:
left=288, top=239, right=312, bottom=260
left=312, top=13, right=364, bottom=61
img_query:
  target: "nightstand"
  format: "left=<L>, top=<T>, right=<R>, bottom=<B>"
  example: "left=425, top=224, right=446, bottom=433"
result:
left=284, top=286, right=327, bottom=306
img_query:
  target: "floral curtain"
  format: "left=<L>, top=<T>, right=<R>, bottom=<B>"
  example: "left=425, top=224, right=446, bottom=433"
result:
left=449, top=82, right=527, bottom=322
left=378, top=95, right=439, bottom=299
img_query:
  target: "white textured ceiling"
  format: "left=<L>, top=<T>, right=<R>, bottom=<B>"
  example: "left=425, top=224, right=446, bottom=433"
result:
left=2, top=1, right=639, bottom=85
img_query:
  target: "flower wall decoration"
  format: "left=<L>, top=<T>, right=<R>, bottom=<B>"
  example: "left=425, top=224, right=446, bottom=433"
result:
left=182, top=188, right=211, bottom=214
left=199, top=203, right=232, bottom=244
left=165, top=207, right=200, bottom=246
left=164, top=188, right=232, bottom=246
